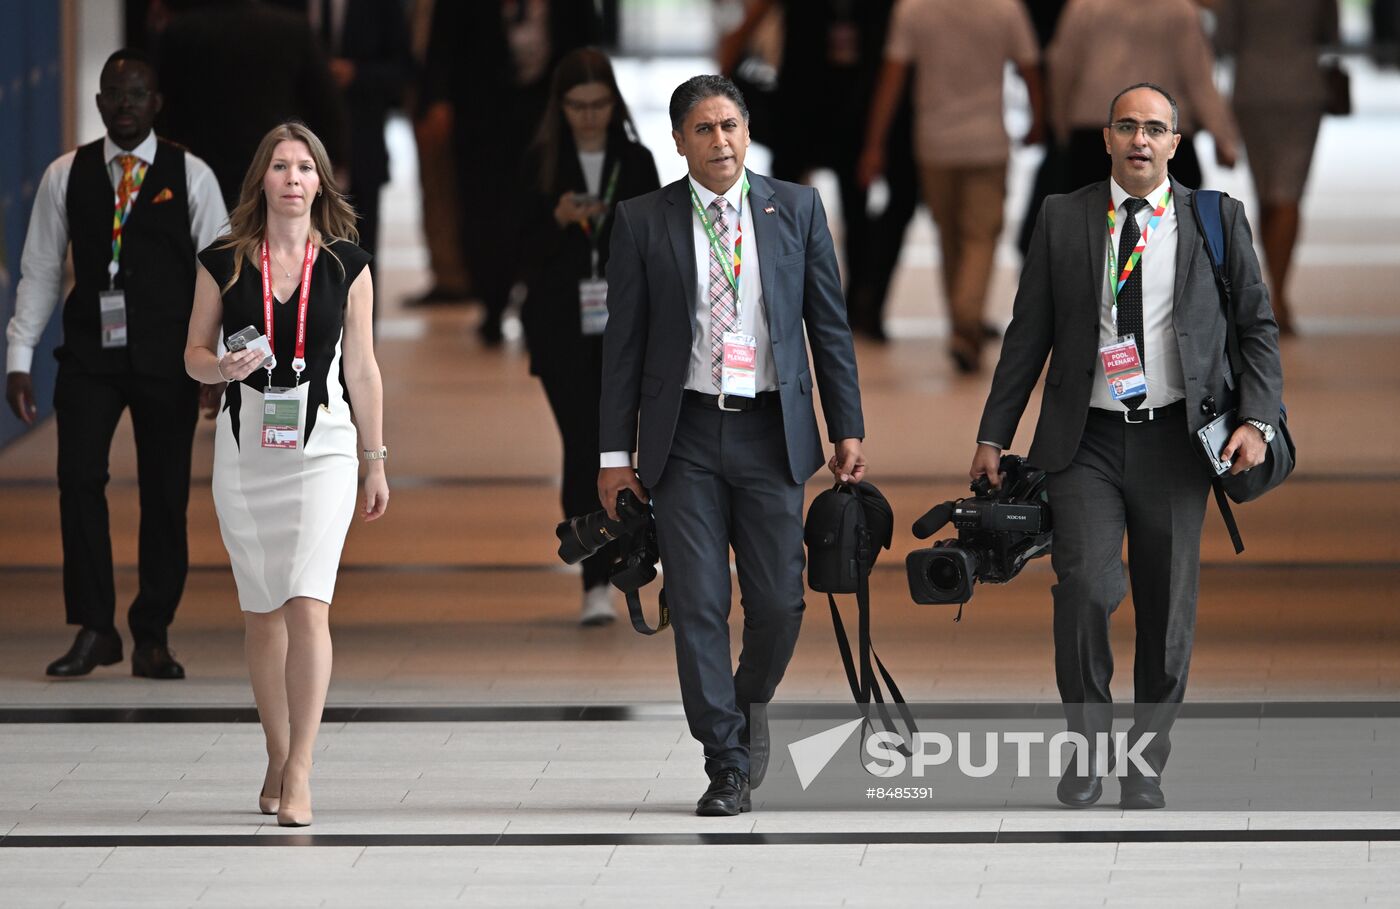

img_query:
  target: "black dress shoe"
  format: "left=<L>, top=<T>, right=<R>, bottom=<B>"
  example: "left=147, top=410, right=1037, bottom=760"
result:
left=1056, top=750, right=1104, bottom=808
left=696, top=768, right=751, bottom=817
left=1120, top=774, right=1165, bottom=809
left=131, top=643, right=186, bottom=680
left=46, top=629, right=122, bottom=677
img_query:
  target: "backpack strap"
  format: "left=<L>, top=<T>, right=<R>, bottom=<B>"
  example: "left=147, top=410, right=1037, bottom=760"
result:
left=1191, top=189, right=1247, bottom=556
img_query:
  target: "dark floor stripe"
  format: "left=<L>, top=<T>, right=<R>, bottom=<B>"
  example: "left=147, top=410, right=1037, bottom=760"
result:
left=0, top=829, right=1396, bottom=848
left=4, top=560, right=1399, bottom=575
left=0, top=702, right=1395, bottom=724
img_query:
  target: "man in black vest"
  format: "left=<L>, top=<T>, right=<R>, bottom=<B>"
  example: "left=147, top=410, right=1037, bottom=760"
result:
left=5, top=50, right=227, bottom=679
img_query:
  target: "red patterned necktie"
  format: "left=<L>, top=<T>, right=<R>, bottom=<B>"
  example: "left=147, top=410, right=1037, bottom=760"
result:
left=707, top=196, right=737, bottom=387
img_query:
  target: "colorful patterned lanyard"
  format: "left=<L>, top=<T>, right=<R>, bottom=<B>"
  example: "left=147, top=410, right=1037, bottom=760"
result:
left=689, top=174, right=750, bottom=300
left=260, top=238, right=316, bottom=385
left=109, top=155, right=147, bottom=289
left=1106, top=187, right=1173, bottom=300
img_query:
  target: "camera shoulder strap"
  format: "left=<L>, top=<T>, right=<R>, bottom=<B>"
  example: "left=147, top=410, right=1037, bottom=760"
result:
left=1192, top=188, right=1247, bottom=556
left=828, top=558, right=919, bottom=751
left=625, top=587, right=670, bottom=635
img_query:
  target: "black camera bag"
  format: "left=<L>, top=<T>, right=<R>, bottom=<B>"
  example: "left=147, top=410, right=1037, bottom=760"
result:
left=804, top=482, right=914, bottom=743
left=1193, top=189, right=1297, bottom=554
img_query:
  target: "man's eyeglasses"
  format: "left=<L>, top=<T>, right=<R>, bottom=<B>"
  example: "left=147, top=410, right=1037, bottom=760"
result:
left=562, top=98, right=615, bottom=115
left=100, top=88, right=153, bottom=105
left=1110, top=119, right=1174, bottom=141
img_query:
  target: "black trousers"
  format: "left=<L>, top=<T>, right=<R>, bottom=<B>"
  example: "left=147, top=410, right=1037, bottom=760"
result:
left=1045, top=404, right=1212, bottom=775
left=538, top=368, right=613, bottom=590
left=650, top=401, right=806, bottom=777
left=54, top=363, right=200, bottom=646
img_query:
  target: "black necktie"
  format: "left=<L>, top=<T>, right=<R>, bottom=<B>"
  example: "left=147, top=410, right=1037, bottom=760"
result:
left=1116, top=197, right=1150, bottom=411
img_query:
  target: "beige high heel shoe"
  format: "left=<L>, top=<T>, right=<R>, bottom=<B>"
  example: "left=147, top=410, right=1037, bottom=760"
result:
left=259, top=761, right=284, bottom=815
left=276, top=804, right=313, bottom=827
left=276, top=771, right=313, bottom=827
left=258, top=788, right=280, bottom=816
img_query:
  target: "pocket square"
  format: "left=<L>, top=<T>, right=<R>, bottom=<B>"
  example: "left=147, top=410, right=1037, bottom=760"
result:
left=150, top=187, right=175, bottom=204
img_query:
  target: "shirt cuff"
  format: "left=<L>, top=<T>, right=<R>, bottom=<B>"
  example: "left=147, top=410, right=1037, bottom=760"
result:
left=6, top=345, right=35, bottom=374
left=599, top=450, right=633, bottom=469
left=976, top=440, right=1004, bottom=450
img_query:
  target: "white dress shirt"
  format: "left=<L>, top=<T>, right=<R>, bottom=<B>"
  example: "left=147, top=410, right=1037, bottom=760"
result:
left=5, top=132, right=228, bottom=373
left=1090, top=176, right=1186, bottom=411
left=599, top=172, right=777, bottom=470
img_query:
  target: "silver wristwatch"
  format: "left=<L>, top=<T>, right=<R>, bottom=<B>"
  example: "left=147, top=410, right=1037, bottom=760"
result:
left=1244, top=419, right=1274, bottom=444
left=362, top=446, right=388, bottom=461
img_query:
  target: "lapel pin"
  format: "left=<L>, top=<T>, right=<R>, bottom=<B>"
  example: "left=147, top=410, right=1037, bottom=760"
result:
left=763, top=206, right=775, bottom=214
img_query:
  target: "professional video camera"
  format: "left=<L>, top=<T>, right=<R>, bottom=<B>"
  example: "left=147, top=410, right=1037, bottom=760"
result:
left=905, top=454, right=1052, bottom=607
left=555, top=489, right=667, bottom=632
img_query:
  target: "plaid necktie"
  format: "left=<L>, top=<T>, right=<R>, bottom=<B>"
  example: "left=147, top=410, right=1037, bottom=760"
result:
left=1116, top=197, right=1149, bottom=411
left=707, top=196, right=738, bottom=387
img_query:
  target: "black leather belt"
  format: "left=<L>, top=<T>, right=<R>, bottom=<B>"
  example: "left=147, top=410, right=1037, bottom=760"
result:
left=1090, top=399, right=1186, bottom=424
left=683, top=389, right=779, bottom=412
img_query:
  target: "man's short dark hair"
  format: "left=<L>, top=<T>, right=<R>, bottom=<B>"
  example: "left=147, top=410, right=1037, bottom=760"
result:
left=669, top=75, right=749, bottom=131
left=101, top=48, right=158, bottom=85
left=1107, top=82, right=1179, bottom=132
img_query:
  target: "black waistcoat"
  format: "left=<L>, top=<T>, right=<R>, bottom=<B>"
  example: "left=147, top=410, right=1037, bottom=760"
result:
left=61, top=138, right=195, bottom=379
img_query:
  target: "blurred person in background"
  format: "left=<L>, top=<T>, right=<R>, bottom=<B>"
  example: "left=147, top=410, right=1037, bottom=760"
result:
left=151, top=0, right=349, bottom=210
left=271, top=0, right=412, bottom=264
left=859, top=0, right=1043, bottom=374
left=404, top=0, right=472, bottom=305
left=1044, top=0, right=1238, bottom=196
left=419, top=0, right=601, bottom=346
left=1215, top=0, right=1340, bottom=336
left=518, top=49, right=660, bottom=626
left=6, top=50, right=226, bottom=680
left=719, top=0, right=918, bottom=343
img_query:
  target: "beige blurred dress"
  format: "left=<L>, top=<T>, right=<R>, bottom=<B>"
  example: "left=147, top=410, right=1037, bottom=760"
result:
left=1217, top=0, right=1339, bottom=203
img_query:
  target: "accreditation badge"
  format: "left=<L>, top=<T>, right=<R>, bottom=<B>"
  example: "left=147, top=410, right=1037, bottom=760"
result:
left=261, top=386, right=303, bottom=450
left=720, top=331, right=758, bottom=398
left=1100, top=336, right=1148, bottom=401
left=578, top=278, right=609, bottom=336
left=99, top=290, right=128, bottom=349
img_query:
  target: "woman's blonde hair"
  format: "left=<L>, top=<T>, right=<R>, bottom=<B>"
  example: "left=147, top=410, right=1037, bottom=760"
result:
left=215, top=121, right=359, bottom=291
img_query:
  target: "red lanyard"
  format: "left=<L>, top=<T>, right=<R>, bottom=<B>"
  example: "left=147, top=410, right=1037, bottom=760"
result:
left=260, top=238, right=316, bottom=383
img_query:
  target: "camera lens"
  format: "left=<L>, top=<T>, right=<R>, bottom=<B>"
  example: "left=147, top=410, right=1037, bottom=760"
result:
left=925, top=555, right=965, bottom=594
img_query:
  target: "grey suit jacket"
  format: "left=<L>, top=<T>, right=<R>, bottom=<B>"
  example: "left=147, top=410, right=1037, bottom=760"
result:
left=978, top=179, right=1284, bottom=473
left=600, top=171, right=864, bottom=487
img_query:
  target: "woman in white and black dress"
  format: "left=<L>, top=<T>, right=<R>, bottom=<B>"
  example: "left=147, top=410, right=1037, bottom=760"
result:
left=184, top=122, right=388, bottom=827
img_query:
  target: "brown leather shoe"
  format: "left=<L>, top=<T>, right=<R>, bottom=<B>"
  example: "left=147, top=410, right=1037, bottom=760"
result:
left=131, top=643, right=186, bottom=680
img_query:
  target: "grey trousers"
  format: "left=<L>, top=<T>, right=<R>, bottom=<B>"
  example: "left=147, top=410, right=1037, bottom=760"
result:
left=651, top=398, right=807, bottom=777
left=1046, top=402, right=1213, bottom=775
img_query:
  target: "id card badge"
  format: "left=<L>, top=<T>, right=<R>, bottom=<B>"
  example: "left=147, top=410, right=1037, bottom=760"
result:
left=261, top=386, right=302, bottom=450
left=99, top=291, right=128, bottom=349
left=1100, top=336, right=1148, bottom=401
left=579, top=278, right=609, bottom=336
left=720, top=331, right=758, bottom=398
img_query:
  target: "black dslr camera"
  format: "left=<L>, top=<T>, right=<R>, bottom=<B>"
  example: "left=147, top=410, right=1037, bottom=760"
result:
left=905, top=454, right=1052, bottom=606
left=555, top=489, right=659, bottom=596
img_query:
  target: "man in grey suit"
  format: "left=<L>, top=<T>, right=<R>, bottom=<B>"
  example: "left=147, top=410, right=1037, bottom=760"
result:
left=970, top=83, right=1283, bottom=810
left=598, top=75, right=866, bottom=817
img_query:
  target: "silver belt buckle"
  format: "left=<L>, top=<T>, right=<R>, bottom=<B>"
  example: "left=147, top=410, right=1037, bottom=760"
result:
left=1123, top=407, right=1154, bottom=424
left=717, top=392, right=744, bottom=413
